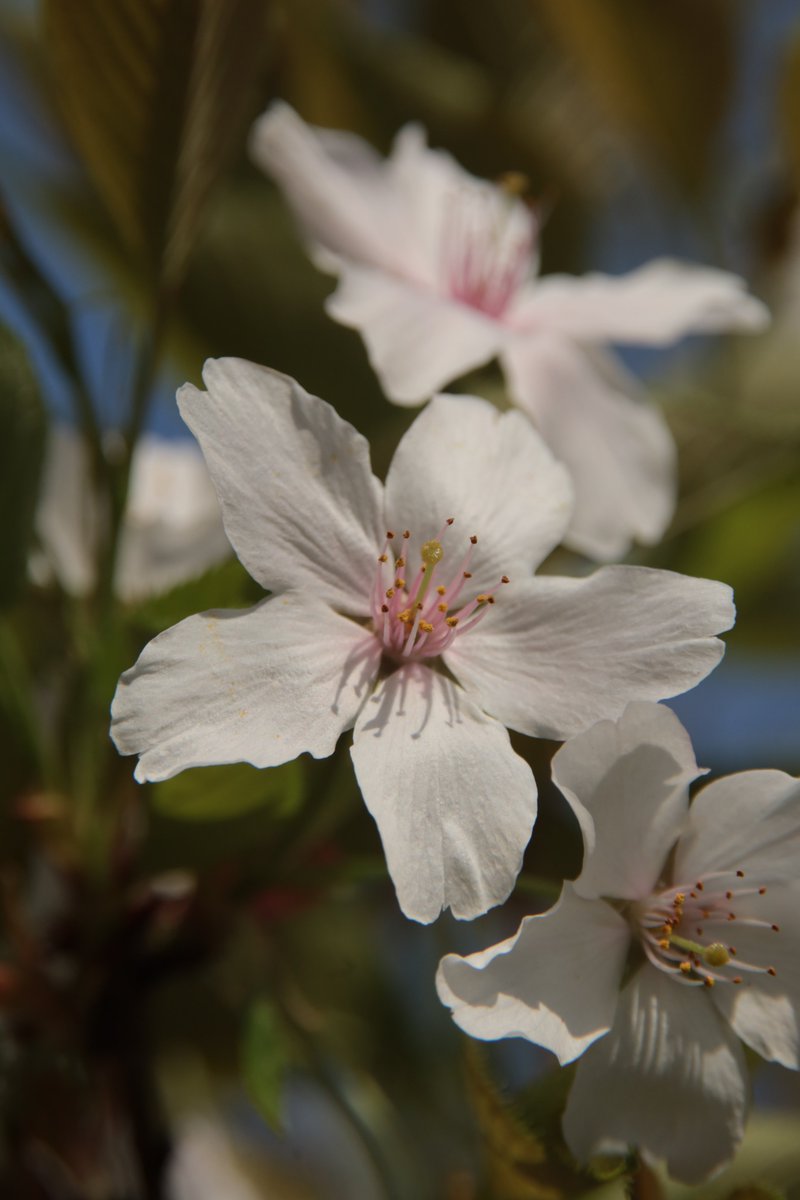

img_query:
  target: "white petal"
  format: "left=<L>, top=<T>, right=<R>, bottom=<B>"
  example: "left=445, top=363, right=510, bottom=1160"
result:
left=114, top=435, right=230, bottom=603
left=33, top=424, right=98, bottom=595
left=111, top=594, right=381, bottom=783
left=326, top=265, right=504, bottom=405
left=350, top=663, right=536, bottom=923
left=436, top=886, right=629, bottom=1064
left=511, top=259, right=769, bottom=345
left=178, top=359, right=384, bottom=615
left=674, top=769, right=800, bottom=886
left=248, top=101, right=409, bottom=276
left=563, top=965, right=748, bottom=1184
left=553, top=702, right=701, bottom=902
left=384, top=393, right=573, bottom=594
left=502, top=336, right=676, bottom=560
left=711, top=886, right=800, bottom=1069
left=446, top=567, right=734, bottom=740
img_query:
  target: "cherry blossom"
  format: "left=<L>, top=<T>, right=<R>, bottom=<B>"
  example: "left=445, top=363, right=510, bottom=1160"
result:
left=250, top=102, right=769, bottom=560
left=112, top=360, right=734, bottom=923
left=437, top=701, right=800, bottom=1182
left=32, top=425, right=230, bottom=602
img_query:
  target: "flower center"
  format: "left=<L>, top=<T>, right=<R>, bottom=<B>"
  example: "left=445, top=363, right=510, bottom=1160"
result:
left=633, top=868, right=780, bottom=989
left=370, top=518, right=509, bottom=663
left=441, top=178, right=536, bottom=319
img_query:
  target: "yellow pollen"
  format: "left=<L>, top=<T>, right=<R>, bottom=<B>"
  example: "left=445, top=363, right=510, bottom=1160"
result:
left=419, top=621, right=434, bottom=634
left=385, top=588, right=395, bottom=599
left=395, top=578, right=405, bottom=589
left=421, top=540, right=443, bottom=566
left=679, top=961, right=691, bottom=974
left=436, top=586, right=446, bottom=596
left=395, top=556, right=405, bottom=568
left=658, top=939, right=670, bottom=950
left=476, top=594, right=489, bottom=604
left=438, top=604, right=448, bottom=613
left=378, top=554, right=388, bottom=563
left=446, top=616, right=459, bottom=627
left=673, top=893, right=686, bottom=906
left=703, top=976, right=715, bottom=988
left=398, top=609, right=412, bottom=623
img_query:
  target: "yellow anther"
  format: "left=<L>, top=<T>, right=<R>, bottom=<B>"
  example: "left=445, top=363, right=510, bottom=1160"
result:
left=498, top=169, right=529, bottom=197
left=476, top=594, right=489, bottom=604
left=658, top=939, right=670, bottom=951
left=378, top=554, right=388, bottom=563
left=703, top=976, right=715, bottom=988
left=673, top=893, right=686, bottom=906
left=679, top=962, right=692, bottom=974
left=395, top=556, right=405, bottom=568
left=436, top=586, right=446, bottom=596
left=446, top=616, right=459, bottom=627
left=395, top=578, right=405, bottom=589
left=421, top=540, right=443, bottom=566
left=419, top=621, right=434, bottom=634
left=437, top=603, right=448, bottom=613
left=385, top=588, right=395, bottom=599
left=398, top=609, right=412, bottom=623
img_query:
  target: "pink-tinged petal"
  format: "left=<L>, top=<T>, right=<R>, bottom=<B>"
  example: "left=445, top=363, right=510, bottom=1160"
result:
left=711, top=886, right=800, bottom=1069
left=248, top=101, right=409, bottom=277
left=325, top=266, right=505, bottom=405
left=510, top=259, right=769, bottom=345
left=178, top=360, right=383, bottom=616
left=436, top=886, right=629, bottom=1064
left=350, top=663, right=536, bottom=924
left=675, top=769, right=800, bottom=886
left=501, top=336, right=676, bottom=560
left=384, top=393, right=573, bottom=595
left=563, top=965, right=748, bottom=1185
left=111, top=594, right=381, bottom=783
left=553, top=703, right=701, bottom=902
left=446, top=567, right=734, bottom=740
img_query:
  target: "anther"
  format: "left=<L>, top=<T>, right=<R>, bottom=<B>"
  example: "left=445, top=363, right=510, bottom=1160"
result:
left=674, top=894, right=686, bottom=906
left=736, top=870, right=745, bottom=878
left=385, top=588, right=395, bottom=599
left=445, top=517, right=454, bottom=526
left=386, top=531, right=395, bottom=539
left=501, top=575, right=510, bottom=584
left=381, top=604, right=389, bottom=613
left=476, top=594, right=489, bottom=605
left=679, top=962, right=691, bottom=974
left=728, top=946, right=737, bottom=955
left=728, top=913, right=736, bottom=921
left=772, top=924, right=781, bottom=932
left=437, top=604, right=448, bottom=613
left=395, top=557, right=405, bottom=568
left=403, top=530, right=410, bottom=539
left=704, top=977, right=715, bottom=988
left=436, top=586, right=446, bottom=595
left=733, top=977, right=742, bottom=985
left=463, top=571, right=472, bottom=579
left=470, top=535, right=478, bottom=545
left=378, top=554, right=388, bottom=563
left=726, top=891, right=733, bottom=900
left=759, top=887, right=767, bottom=895
left=446, top=617, right=459, bottom=627
left=487, top=595, right=495, bottom=604
left=695, top=882, right=704, bottom=891
left=768, top=967, right=777, bottom=977
left=658, top=939, right=670, bottom=950
left=419, top=621, right=434, bottom=634
left=395, top=578, right=405, bottom=589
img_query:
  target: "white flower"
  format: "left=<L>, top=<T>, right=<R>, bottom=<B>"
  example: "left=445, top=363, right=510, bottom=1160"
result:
left=249, top=102, right=769, bottom=561
left=32, top=425, right=230, bottom=603
left=112, top=359, right=734, bottom=923
left=437, top=701, right=800, bottom=1183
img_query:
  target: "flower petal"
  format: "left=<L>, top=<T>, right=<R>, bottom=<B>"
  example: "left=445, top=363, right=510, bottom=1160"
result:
left=501, top=336, right=676, bottom=560
left=674, top=769, right=800, bottom=886
left=511, top=259, right=769, bottom=344
left=350, top=662, right=536, bottom=923
left=178, top=359, right=384, bottom=615
left=553, top=702, right=701, bottom=902
left=563, top=965, right=748, bottom=1184
left=111, top=594, right=381, bottom=783
left=436, top=885, right=629, bottom=1064
left=446, top=567, right=734, bottom=740
left=326, top=265, right=505, bottom=405
left=248, top=101, right=408, bottom=276
left=711, top=885, right=800, bottom=1069
left=384, top=393, right=573, bottom=594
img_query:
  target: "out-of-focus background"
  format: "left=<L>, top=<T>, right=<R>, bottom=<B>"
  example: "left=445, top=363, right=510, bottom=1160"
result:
left=1, top=1, right=799, bottom=1197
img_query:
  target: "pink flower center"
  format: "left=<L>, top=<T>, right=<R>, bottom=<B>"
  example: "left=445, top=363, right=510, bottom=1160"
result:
left=441, top=181, right=535, bottom=319
left=633, top=868, right=780, bottom=990
left=370, top=519, right=509, bottom=663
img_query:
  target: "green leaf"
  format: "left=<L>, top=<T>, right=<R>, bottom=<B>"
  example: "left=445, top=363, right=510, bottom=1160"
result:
left=241, top=998, right=289, bottom=1130
left=44, top=0, right=271, bottom=290
left=0, top=326, right=45, bottom=608
left=130, top=556, right=259, bottom=633
left=151, top=760, right=305, bottom=823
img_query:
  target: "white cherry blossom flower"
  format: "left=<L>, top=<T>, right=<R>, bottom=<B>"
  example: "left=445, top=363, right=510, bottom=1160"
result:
left=249, top=102, right=769, bottom=560
left=32, top=425, right=230, bottom=602
left=437, top=701, right=800, bottom=1182
left=112, top=360, right=734, bottom=923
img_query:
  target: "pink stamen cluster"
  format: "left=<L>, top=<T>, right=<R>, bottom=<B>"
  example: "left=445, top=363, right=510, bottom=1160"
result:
left=371, top=518, right=509, bottom=663
left=634, top=868, right=780, bottom=989
left=442, top=185, right=535, bottom=319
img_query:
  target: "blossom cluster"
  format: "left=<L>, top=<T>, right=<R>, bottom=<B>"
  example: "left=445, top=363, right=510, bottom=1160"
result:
left=111, top=104, right=798, bottom=1183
